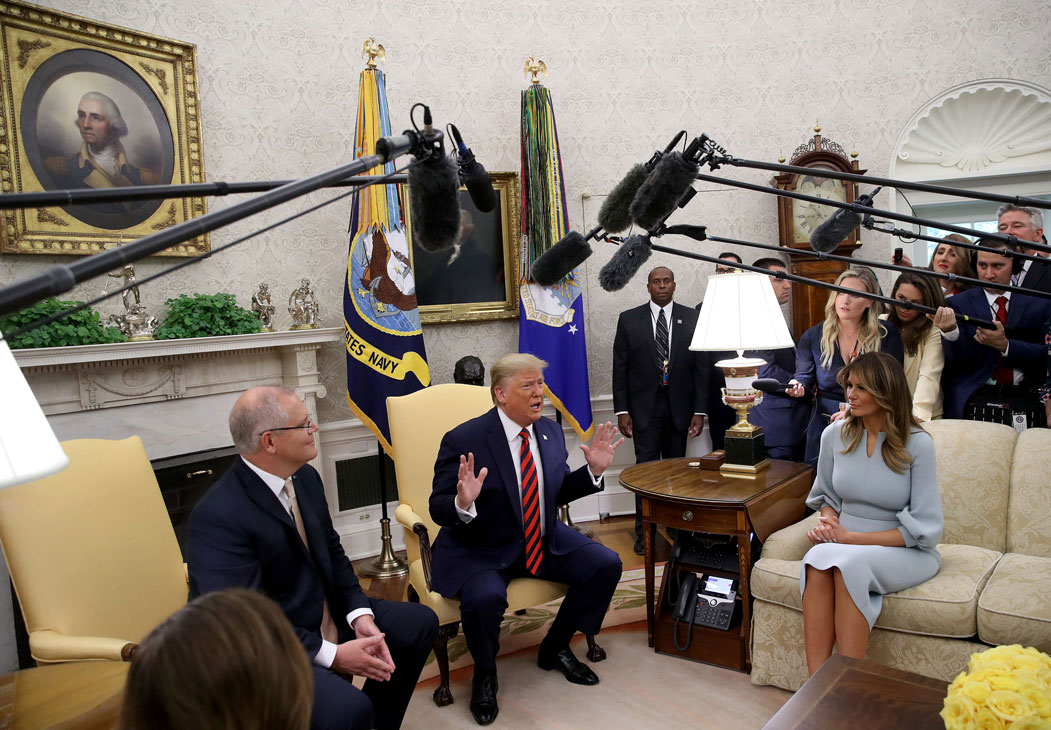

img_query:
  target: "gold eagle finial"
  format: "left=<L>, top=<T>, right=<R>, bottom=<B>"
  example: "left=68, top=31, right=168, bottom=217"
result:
left=362, top=38, right=386, bottom=69
left=523, top=56, right=547, bottom=85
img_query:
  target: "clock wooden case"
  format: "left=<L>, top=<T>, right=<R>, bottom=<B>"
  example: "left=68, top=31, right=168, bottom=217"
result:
left=775, top=128, right=866, bottom=336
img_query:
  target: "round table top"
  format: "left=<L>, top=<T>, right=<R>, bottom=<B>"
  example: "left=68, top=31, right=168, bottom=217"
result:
left=619, top=458, right=811, bottom=505
left=0, top=660, right=128, bottom=729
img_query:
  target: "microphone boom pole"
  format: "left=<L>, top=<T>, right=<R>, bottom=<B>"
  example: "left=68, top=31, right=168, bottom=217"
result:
left=708, top=155, right=1051, bottom=210
left=0, top=174, right=409, bottom=210
left=693, top=171, right=1051, bottom=257
left=0, top=131, right=435, bottom=317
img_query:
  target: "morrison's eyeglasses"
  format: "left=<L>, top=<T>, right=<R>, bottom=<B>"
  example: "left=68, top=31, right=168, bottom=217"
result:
left=258, top=418, right=314, bottom=436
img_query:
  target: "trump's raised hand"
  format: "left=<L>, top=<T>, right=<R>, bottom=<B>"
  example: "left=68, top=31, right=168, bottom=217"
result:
left=580, top=421, right=625, bottom=477
left=455, top=452, right=487, bottom=511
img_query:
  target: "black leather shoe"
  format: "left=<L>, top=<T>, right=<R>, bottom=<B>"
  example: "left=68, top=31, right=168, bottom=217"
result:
left=470, top=672, right=499, bottom=725
left=537, top=646, right=599, bottom=685
left=633, top=535, right=645, bottom=555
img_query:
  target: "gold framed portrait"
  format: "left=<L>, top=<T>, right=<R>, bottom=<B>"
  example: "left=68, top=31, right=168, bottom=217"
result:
left=405, top=171, right=520, bottom=324
left=0, top=1, right=207, bottom=256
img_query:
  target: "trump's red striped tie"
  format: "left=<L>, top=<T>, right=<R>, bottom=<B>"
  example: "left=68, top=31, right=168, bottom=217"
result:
left=519, top=429, right=543, bottom=575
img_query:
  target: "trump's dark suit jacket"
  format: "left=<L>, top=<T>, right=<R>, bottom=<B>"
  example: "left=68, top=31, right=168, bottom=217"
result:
left=942, top=288, right=1051, bottom=419
left=428, top=408, right=601, bottom=597
left=612, top=301, right=707, bottom=432
left=187, top=459, right=369, bottom=658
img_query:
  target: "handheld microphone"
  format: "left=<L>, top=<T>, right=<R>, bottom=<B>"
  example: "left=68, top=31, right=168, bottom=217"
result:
left=752, top=378, right=791, bottom=395
left=599, top=234, right=652, bottom=291
left=406, top=107, right=462, bottom=253
left=629, top=137, right=703, bottom=231
left=809, top=187, right=882, bottom=254
left=449, top=124, right=496, bottom=213
left=599, top=130, right=686, bottom=233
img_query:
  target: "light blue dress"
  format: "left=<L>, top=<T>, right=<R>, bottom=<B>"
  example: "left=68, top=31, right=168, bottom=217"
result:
left=799, top=420, right=943, bottom=629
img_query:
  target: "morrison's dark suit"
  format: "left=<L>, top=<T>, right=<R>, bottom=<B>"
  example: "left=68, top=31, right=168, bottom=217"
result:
left=187, top=459, right=437, bottom=730
left=429, top=409, right=621, bottom=672
left=1018, top=256, right=1051, bottom=295
left=747, top=344, right=809, bottom=461
left=942, top=288, right=1051, bottom=422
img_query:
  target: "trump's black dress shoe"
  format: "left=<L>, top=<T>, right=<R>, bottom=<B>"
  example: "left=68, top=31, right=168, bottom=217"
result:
left=470, top=671, right=499, bottom=725
left=537, top=646, right=599, bottom=685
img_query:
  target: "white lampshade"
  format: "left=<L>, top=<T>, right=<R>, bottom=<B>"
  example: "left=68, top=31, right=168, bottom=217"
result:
left=689, top=272, right=794, bottom=353
left=0, top=335, right=68, bottom=489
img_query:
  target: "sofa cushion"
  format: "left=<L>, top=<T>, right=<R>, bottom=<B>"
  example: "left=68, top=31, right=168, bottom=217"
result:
left=751, top=543, right=1001, bottom=638
left=923, top=420, right=1015, bottom=553
left=1006, top=428, right=1051, bottom=558
left=977, top=553, right=1051, bottom=653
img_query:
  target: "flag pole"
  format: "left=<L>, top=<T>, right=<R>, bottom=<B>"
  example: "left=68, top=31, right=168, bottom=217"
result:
left=357, top=438, right=408, bottom=578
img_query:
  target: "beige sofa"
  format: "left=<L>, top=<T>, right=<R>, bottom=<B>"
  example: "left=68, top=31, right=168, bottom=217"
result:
left=749, top=420, right=1051, bottom=691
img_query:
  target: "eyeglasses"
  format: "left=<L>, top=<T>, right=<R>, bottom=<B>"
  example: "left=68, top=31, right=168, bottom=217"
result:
left=259, top=418, right=314, bottom=436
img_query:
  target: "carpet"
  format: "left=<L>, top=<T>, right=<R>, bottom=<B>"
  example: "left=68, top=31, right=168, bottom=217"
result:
left=417, top=564, right=659, bottom=682
left=403, top=625, right=793, bottom=729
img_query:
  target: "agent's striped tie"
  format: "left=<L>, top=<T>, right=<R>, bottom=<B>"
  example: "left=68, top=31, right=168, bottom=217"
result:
left=519, top=429, right=543, bottom=575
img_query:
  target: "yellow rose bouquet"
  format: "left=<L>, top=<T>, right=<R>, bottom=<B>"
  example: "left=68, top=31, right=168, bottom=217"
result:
left=942, top=645, right=1051, bottom=730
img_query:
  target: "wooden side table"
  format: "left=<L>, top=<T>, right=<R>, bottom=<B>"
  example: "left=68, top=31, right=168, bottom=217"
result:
left=620, top=458, right=812, bottom=672
left=0, top=660, right=128, bottom=729
left=762, top=654, right=948, bottom=729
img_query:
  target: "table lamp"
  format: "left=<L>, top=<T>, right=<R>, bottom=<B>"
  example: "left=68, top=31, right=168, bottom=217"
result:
left=0, top=334, right=68, bottom=489
left=689, top=272, right=794, bottom=475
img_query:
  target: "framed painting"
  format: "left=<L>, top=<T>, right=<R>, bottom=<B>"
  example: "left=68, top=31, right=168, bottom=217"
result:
left=0, top=1, right=207, bottom=255
left=405, top=170, right=520, bottom=324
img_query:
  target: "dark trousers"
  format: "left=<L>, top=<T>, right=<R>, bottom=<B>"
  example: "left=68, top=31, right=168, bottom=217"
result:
left=310, top=597, right=438, bottom=730
left=456, top=542, right=622, bottom=674
left=964, top=384, right=1048, bottom=429
left=632, top=389, right=688, bottom=538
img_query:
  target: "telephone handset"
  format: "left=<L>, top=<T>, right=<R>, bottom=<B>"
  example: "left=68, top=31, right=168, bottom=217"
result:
left=672, top=571, right=738, bottom=650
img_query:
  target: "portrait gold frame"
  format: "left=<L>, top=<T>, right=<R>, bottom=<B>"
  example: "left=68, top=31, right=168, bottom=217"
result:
left=404, top=171, right=520, bottom=324
left=0, top=1, right=207, bottom=256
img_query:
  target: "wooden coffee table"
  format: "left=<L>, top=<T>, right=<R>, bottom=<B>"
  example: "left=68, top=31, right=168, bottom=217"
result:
left=762, top=654, right=948, bottom=730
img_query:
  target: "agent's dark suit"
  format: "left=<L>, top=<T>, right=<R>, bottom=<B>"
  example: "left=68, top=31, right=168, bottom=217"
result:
left=942, top=288, right=1051, bottom=423
left=1018, top=256, right=1051, bottom=294
left=429, top=408, right=621, bottom=672
left=747, top=344, right=809, bottom=461
left=187, top=459, right=437, bottom=730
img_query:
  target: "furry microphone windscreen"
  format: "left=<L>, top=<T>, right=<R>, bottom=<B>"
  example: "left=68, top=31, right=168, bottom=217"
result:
left=599, top=234, right=653, bottom=292
left=808, top=197, right=873, bottom=253
left=407, top=153, right=462, bottom=252
left=530, top=230, right=593, bottom=286
left=628, top=152, right=698, bottom=231
left=598, top=164, right=649, bottom=233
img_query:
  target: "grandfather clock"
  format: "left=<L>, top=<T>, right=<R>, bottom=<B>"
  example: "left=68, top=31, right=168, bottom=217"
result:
left=775, top=125, right=866, bottom=336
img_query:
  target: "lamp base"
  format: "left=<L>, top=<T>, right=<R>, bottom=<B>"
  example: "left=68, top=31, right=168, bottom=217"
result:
left=720, top=428, right=770, bottom=477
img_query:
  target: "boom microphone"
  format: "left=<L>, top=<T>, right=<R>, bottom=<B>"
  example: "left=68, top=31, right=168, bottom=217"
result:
left=629, top=137, right=703, bottom=231
left=599, top=234, right=652, bottom=291
left=407, top=151, right=462, bottom=252
left=530, top=230, right=593, bottom=286
left=752, top=378, right=791, bottom=395
left=809, top=187, right=882, bottom=254
left=599, top=131, right=687, bottom=233
left=449, top=124, right=496, bottom=213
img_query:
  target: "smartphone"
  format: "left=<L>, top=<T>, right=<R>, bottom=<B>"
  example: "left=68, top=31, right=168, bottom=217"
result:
left=893, top=247, right=903, bottom=264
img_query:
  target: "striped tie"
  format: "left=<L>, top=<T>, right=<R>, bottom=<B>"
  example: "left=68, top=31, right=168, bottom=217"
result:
left=519, top=429, right=543, bottom=575
left=656, top=308, right=669, bottom=383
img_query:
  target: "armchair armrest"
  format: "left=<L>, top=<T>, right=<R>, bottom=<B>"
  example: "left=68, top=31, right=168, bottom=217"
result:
left=760, top=512, right=820, bottom=562
left=30, top=629, right=137, bottom=663
left=394, top=503, right=435, bottom=592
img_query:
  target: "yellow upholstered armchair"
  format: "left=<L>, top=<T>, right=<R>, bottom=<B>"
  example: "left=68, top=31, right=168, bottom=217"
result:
left=0, top=437, right=188, bottom=663
left=388, top=383, right=603, bottom=707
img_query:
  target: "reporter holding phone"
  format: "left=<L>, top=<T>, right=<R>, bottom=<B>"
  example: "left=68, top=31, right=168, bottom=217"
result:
left=785, top=268, right=904, bottom=467
left=799, top=352, right=943, bottom=677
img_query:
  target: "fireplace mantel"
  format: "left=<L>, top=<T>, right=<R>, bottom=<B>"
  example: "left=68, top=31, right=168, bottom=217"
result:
left=14, top=327, right=344, bottom=463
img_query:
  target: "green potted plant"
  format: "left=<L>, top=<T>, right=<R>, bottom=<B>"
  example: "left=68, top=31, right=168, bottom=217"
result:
left=155, top=293, right=262, bottom=339
left=0, top=298, right=126, bottom=349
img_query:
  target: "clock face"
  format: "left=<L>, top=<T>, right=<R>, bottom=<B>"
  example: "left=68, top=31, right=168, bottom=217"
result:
left=792, top=174, right=847, bottom=243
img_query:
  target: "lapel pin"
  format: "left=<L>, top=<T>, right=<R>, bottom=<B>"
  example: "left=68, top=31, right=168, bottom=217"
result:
left=542, top=434, right=548, bottom=440
left=676, top=319, right=682, bottom=324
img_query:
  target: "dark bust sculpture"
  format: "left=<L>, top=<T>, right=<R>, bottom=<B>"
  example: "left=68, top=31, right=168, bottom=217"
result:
left=453, top=355, right=485, bottom=386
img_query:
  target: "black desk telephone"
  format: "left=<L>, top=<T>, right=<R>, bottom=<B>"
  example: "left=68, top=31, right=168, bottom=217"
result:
left=672, top=572, right=738, bottom=650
